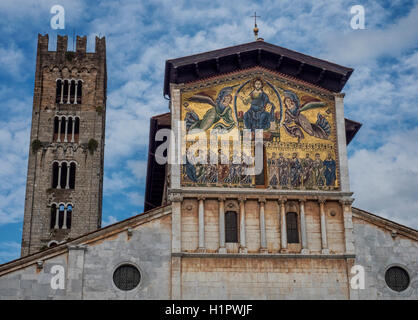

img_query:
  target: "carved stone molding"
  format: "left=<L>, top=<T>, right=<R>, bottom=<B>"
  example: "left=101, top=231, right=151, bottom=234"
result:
left=168, top=193, right=183, bottom=203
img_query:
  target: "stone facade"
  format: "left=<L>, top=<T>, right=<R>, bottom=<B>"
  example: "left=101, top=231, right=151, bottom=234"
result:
left=21, top=34, right=107, bottom=256
left=0, top=205, right=416, bottom=299
left=0, top=36, right=416, bottom=300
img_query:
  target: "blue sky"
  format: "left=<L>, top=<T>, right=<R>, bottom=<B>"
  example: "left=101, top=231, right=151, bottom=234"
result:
left=0, top=0, right=417, bottom=263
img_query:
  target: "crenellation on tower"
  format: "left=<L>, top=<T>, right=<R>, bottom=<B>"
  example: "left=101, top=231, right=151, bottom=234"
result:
left=76, top=36, right=87, bottom=54
left=21, top=34, right=107, bottom=256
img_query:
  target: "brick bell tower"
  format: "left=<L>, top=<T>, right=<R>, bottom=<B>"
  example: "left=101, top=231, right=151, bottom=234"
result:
left=21, top=34, right=107, bottom=256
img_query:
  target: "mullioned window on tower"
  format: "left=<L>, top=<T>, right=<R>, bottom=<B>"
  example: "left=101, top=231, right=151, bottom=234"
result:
left=53, top=116, right=80, bottom=143
left=56, top=79, right=83, bottom=104
left=52, top=161, right=76, bottom=189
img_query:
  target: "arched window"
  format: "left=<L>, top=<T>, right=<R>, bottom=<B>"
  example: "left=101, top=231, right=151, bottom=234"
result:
left=74, top=117, right=80, bottom=142
left=225, top=211, right=238, bottom=243
left=69, top=163, right=76, bottom=189
left=53, top=116, right=80, bottom=143
left=50, top=203, right=73, bottom=229
left=286, top=212, right=299, bottom=243
left=60, top=117, right=66, bottom=141
left=53, top=116, right=59, bottom=141
left=77, top=81, right=82, bottom=104
left=63, top=80, right=69, bottom=103
left=52, top=162, right=59, bottom=188
left=70, top=80, right=76, bottom=104
left=50, top=204, right=57, bottom=229
left=52, top=161, right=76, bottom=189
left=60, top=162, right=68, bottom=189
left=55, top=80, right=62, bottom=103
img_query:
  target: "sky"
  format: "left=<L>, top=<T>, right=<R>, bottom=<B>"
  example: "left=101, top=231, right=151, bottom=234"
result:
left=0, top=0, right=417, bottom=263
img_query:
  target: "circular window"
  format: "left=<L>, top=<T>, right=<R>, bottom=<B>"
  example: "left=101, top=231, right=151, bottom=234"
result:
left=113, top=264, right=141, bottom=291
left=385, top=266, right=410, bottom=292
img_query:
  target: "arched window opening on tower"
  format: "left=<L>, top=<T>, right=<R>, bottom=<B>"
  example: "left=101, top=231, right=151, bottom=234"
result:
left=225, top=211, right=238, bottom=243
left=286, top=212, right=299, bottom=243
left=52, top=161, right=76, bottom=189
left=53, top=116, right=80, bottom=143
left=55, top=79, right=83, bottom=105
left=55, top=79, right=62, bottom=103
left=50, top=203, right=74, bottom=230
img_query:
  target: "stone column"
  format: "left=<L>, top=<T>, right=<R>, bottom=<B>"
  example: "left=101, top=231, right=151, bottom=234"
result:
left=67, top=81, right=71, bottom=104
left=54, top=206, right=60, bottom=229
left=64, top=118, right=69, bottom=142
left=198, top=196, right=205, bottom=252
left=169, top=193, right=183, bottom=253
left=57, top=117, right=62, bottom=142
left=74, top=81, right=78, bottom=104
left=335, top=93, right=350, bottom=192
left=66, top=245, right=87, bottom=299
left=62, top=206, right=68, bottom=229
left=169, top=193, right=183, bottom=300
left=340, top=199, right=355, bottom=254
left=60, top=81, right=64, bottom=104
left=65, top=164, right=70, bottom=189
left=218, top=197, right=226, bottom=253
left=71, top=117, right=75, bottom=143
left=259, top=198, right=267, bottom=253
left=239, top=197, right=247, bottom=253
left=319, top=199, right=329, bottom=254
left=170, top=88, right=182, bottom=190
left=57, top=163, right=62, bottom=189
left=279, top=198, right=287, bottom=253
left=299, top=199, right=309, bottom=254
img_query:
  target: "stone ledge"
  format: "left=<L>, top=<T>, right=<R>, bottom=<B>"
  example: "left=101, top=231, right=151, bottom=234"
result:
left=172, top=252, right=356, bottom=259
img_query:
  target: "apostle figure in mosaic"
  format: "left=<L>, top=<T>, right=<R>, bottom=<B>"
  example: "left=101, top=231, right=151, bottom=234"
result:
left=240, top=78, right=276, bottom=130
left=240, top=152, right=253, bottom=185
left=312, top=153, right=325, bottom=188
left=277, top=153, right=289, bottom=188
left=301, top=153, right=315, bottom=189
left=289, top=152, right=302, bottom=188
left=268, top=152, right=279, bottom=187
left=206, top=151, right=218, bottom=184
left=323, top=153, right=336, bottom=188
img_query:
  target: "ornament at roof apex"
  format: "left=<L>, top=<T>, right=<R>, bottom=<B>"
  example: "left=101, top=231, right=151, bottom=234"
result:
left=251, top=12, right=263, bottom=41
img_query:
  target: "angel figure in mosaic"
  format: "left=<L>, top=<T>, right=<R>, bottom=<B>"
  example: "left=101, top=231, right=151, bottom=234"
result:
left=185, top=85, right=238, bottom=132
left=282, top=90, right=331, bottom=142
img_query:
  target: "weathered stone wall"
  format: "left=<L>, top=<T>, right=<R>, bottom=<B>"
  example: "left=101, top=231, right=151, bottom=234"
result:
left=181, top=257, right=350, bottom=299
left=0, top=211, right=172, bottom=300
left=21, top=34, right=107, bottom=256
left=353, top=214, right=418, bottom=299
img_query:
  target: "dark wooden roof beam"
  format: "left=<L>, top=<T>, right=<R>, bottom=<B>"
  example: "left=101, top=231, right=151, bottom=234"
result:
left=316, top=69, right=326, bottom=84
left=296, top=62, right=305, bottom=76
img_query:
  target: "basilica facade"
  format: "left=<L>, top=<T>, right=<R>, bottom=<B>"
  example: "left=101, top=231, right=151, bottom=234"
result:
left=0, top=34, right=416, bottom=300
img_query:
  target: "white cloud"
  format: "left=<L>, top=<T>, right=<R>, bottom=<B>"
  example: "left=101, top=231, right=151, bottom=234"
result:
left=321, top=5, right=418, bottom=65
left=350, top=127, right=418, bottom=229
left=102, top=215, right=118, bottom=227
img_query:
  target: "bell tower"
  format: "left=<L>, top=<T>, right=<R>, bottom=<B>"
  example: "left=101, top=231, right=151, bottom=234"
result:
left=21, top=34, right=107, bottom=256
